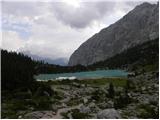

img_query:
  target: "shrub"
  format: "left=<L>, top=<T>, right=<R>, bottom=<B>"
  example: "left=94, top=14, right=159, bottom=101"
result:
left=71, top=109, right=91, bottom=119
left=114, top=91, right=131, bottom=109
left=137, top=104, right=159, bottom=119
left=108, top=82, right=115, bottom=98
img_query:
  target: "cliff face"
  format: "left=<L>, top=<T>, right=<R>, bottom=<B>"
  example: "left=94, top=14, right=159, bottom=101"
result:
left=68, top=2, right=159, bottom=66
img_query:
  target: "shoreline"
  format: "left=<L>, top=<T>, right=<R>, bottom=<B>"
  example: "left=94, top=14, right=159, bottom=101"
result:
left=36, top=76, right=128, bottom=82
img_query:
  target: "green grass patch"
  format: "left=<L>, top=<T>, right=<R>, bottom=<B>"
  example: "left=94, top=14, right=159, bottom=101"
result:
left=76, top=78, right=128, bottom=87
left=70, top=109, right=92, bottom=119
left=48, top=77, right=128, bottom=87
left=61, top=109, right=92, bottom=119
left=61, top=112, right=69, bottom=119
left=143, top=63, right=159, bottom=72
left=66, top=98, right=83, bottom=106
left=136, top=103, right=158, bottom=119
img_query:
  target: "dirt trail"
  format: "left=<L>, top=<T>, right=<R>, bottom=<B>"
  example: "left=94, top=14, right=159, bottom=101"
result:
left=51, top=104, right=83, bottom=119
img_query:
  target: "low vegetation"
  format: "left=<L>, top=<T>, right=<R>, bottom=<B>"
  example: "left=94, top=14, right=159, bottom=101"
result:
left=49, top=77, right=128, bottom=87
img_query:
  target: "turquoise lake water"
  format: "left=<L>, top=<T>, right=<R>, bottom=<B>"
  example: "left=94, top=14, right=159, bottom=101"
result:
left=35, top=70, right=128, bottom=80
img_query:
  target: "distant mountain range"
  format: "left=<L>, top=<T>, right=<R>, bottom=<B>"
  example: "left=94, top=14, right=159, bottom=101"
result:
left=22, top=51, right=68, bottom=66
left=68, top=2, right=159, bottom=66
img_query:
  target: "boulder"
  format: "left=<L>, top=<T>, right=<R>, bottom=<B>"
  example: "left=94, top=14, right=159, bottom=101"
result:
left=80, top=105, right=91, bottom=113
left=83, top=97, right=88, bottom=104
left=24, top=111, right=56, bottom=119
left=106, top=100, right=114, bottom=108
left=97, top=109, right=121, bottom=119
left=24, top=111, right=45, bottom=119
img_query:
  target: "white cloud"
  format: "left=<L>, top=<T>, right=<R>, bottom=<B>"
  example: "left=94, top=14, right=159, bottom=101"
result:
left=50, top=2, right=115, bottom=28
left=2, top=0, right=157, bottom=64
left=2, top=31, right=25, bottom=51
left=19, top=13, right=105, bottom=60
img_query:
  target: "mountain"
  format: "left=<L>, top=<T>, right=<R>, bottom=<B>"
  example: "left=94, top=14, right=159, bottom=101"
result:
left=21, top=51, right=68, bottom=66
left=68, top=2, right=159, bottom=66
left=88, top=38, right=159, bottom=71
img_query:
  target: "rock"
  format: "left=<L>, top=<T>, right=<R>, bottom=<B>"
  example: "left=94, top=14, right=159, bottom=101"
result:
left=24, top=111, right=45, bottom=119
left=52, top=112, right=56, bottom=115
left=52, top=104, right=59, bottom=112
left=68, top=2, right=158, bottom=66
left=97, top=109, right=121, bottom=119
left=67, top=112, right=72, bottom=119
left=88, top=102, right=100, bottom=113
left=81, top=84, right=85, bottom=87
left=98, top=101, right=114, bottom=109
left=41, top=111, right=56, bottom=119
left=88, top=102, right=96, bottom=108
left=29, top=107, right=34, bottom=111
left=18, top=115, right=22, bottom=119
left=85, top=87, right=95, bottom=94
left=24, top=111, right=56, bottom=119
left=72, top=82, right=80, bottom=87
left=80, top=105, right=91, bottom=113
left=106, top=100, right=114, bottom=108
left=141, top=86, right=146, bottom=91
left=83, top=97, right=88, bottom=104
left=62, top=103, right=67, bottom=108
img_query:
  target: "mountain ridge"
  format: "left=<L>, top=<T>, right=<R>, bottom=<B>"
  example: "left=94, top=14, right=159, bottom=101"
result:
left=68, top=2, right=159, bottom=66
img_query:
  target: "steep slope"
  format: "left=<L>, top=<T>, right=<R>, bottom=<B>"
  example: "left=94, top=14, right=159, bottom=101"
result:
left=88, top=38, right=159, bottom=71
left=68, top=2, right=159, bottom=66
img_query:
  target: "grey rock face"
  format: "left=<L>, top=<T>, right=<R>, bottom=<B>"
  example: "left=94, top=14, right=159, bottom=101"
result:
left=24, top=111, right=56, bottom=119
left=68, top=2, right=159, bottom=66
left=97, top=108, right=121, bottom=119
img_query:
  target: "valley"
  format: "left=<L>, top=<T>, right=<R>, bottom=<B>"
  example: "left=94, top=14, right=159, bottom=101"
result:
left=1, top=2, right=159, bottom=119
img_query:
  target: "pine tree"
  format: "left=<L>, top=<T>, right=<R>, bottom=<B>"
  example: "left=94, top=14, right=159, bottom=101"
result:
left=108, top=82, right=115, bottom=98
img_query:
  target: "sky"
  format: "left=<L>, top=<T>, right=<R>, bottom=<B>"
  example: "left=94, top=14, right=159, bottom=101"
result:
left=1, top=0, right=158, bottom=65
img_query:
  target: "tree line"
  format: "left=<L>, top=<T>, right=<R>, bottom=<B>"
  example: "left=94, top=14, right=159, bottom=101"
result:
left=1, top=38, right=158, bottom=91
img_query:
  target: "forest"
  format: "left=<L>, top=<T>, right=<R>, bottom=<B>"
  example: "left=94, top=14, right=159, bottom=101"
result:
left=88, top=38, right=159, bottom=71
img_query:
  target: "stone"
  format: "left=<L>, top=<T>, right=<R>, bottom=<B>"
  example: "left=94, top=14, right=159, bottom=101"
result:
left=41, top=111, right=56, bottom=119
left=62, top=103, right=67, bottom=108
left=80, top=105, right=91, bottom=113
left=98, top=101, right=114, bottom=109
left=83, top=97, right=88, bottom=104
left=18, top=115, right=22, bottom=119
left=81, top=84, right=85, bottom=87
left=24, top=111, right=44, bottom=119
left=106, top=100, right=114, bottom=108
left=141, top=86, right=146, bottom=91
left=97, top=109, right=121, bottom=119
left=24, top=111, right=56, bottom=119
left=88, top=102, right=96, bottom=108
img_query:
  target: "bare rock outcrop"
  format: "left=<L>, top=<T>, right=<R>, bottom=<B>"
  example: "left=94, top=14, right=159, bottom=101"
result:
left=68, top=2, right=159, bottom=66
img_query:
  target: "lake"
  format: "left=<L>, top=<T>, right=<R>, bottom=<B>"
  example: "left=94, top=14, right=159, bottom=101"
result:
left=35, top=70, right=128, bottom=81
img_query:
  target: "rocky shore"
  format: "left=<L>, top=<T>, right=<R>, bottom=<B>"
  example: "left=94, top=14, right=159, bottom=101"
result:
left=21, top=71, right=159, bottom=119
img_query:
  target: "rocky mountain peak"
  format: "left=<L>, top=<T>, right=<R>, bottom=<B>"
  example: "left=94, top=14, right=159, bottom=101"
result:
left=68, top=2, right=159, bottom=66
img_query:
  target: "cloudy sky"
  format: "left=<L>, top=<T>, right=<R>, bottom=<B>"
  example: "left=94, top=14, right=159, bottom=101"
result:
left=1, top=0, right=157, bottom=65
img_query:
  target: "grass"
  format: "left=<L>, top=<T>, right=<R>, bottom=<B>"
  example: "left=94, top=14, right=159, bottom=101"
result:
left=66, top=98, right=83, bottom=106
left=61, top=109, right=92, bottom=119
left=136, top=103, right=159, bottom=119
left=77, top=78, right=128, bottom=87
left=61, top=112, right=69, bottom=119
left=47, top=77, right=128, bottom=87
left=143, top=63, right=159, bottom=72
left=70, top=109, right=92, bottom=119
